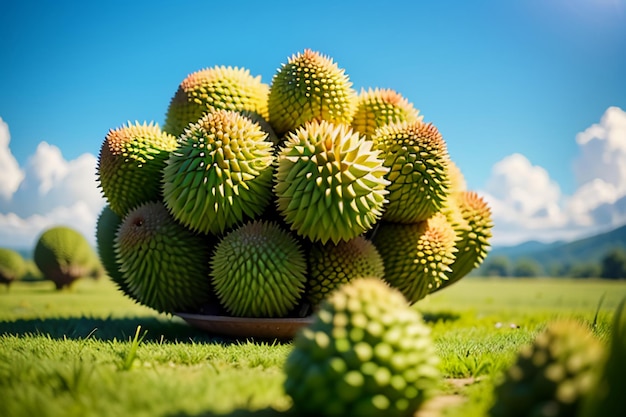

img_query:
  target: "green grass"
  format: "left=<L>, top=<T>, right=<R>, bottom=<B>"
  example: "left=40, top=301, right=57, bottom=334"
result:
left=1, top=277, right=625, bottom=417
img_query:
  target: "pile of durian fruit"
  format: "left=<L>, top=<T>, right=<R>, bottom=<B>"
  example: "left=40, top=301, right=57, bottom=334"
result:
left=95, top=48, right=493, bottom=318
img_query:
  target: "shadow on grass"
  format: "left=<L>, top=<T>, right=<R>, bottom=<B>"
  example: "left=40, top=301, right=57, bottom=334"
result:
left=421, top=310, right=462, bottom=323
left=0, top=316, right=237, bottom=343
left=170, top=407, right=294, bottom=417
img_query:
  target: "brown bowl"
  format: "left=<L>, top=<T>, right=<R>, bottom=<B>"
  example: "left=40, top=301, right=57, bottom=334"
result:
left=175, top=312, right=314, bottom=340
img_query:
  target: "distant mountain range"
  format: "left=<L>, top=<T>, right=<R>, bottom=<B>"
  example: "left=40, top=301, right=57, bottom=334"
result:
left=488, top=223, right=626, bottom=268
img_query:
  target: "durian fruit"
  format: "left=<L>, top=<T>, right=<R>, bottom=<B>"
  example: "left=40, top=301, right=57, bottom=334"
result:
left=115, top=201, right=213, bottom=314
left=434, top=191, right=493, bottom=292
left=163, top=66, right=270, bottom=137
left=274, top=120, right=390, bottom=244
left=210, top=220, right=307, bottom=318
left=268, top=49, right=357, bottom=136
left=307, top=235, right=384, bottom=306
left=284, top=277, right=440, bottom=417
left=372, top=213, right=458, bottom=303
left=0, top=248, right=26, bottom=288
left=33, top=226, right=98, bottom=290
left=489, top=319, right=604, bottom=417
left=97, top=121, right=179, bottom=217
left=351, top=88, right=422, bottom=139
left=579, top=301, right=626, bottom=417
left=95, top=205, right=135, bottom=299
left=372, top=121, right=451, bottom=223
left=162, top=109, right=275, bottom=235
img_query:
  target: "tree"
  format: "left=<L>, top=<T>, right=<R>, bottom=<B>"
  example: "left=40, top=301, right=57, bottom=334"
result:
left=481, top=255, right=511, bottom=277
left=600, top=248, right=626, bottom=279
left=0, top=248, right=26, bottom=289
left=512, top=257, right=543, bottom=277
left=33, top=226, right=101, bottom=290
left=567, top=262, right=601, bottom=279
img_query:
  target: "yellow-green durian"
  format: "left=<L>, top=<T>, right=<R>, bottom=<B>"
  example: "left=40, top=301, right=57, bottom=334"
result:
left=268, top=49, right=357, bottom=136
left=351, top=88, right=422, bottom=139
left=164, top=66, right=269, bottom=137
left=372, top=121, right=451, bottom=223
left=306, top=235, right=384, bottom=306
left=162, top=110, right=274, bottom=235
left=115, top=201, right=213, bottom=314
left=372, top=213, right=458, bottom=303
left=210, top=220, right=307, bottom=318
left=274, top=120, right=389, bottom=244
left=97, top=122, right=178, bottom=217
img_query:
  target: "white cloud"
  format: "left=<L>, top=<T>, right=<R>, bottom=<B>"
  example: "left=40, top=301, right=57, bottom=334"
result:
left=0, top=120, right=105, bottom=249
left=0, top=118, right=24, bottom=200
left=482, top=106, right=626, bottom=246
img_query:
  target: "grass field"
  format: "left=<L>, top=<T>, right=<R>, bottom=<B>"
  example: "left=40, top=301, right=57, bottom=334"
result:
left=1, top=277, right=625, bottom=417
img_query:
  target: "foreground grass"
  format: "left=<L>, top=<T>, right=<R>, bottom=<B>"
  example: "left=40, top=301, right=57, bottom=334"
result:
left=1, top=277, right=625, bottom=417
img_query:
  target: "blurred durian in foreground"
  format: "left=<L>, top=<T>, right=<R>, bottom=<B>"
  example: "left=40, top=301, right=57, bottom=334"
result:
left=373, top=213, right=458, bottom=303
left=579, top=301, right=626, bottom=417
left=274, top=120, right=389, bottom=244
left=164, top=66, right=270, bottom=137
left=115, top=201, right=213, bottom=314
left=162, top=110, right=274, bottom=235
left=268, top=49, right=357, bottom=136
left=97, top=122, right=178, bottom=217
left=210, top=220, right=307, bottom=318
left=285, top=277, right=440, bottom=416
left=351, top=88, right=422, bottom=139
left=489, top=319, right=604, bottom=417
left=372, top=121, right=451, bottom=223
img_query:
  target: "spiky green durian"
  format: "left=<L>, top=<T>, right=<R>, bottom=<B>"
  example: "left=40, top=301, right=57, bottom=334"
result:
left=285, top=277, right=440, bottom=417
left=0, top=248, right=26, bottom=288
left=307, top=235, right=384, bottom=306
left=351, top=88, right=422, bottom=139
left=95, top=205, right=135, bottom=299
left=579, top=301, right=626, bottom=417
left=97, top=121, right=178, bottom=217
left=372, top=121, right=451, bottom=223
left=115, top=201, right=213, bottom=314
left=372, top=213, right=458, bottom=303
left=163, top=66, right=270, bottom=137
left=435, top=191, right=493, bottom=292
left=268, top=49, right=357, bottom=136
left=210, top=220, right=307, bottom=318
left=274, top=120, right=390, bottom=244
left=162, top=109, right=274, bottom=235
left=33, top=226, right=97, bottom=290
left=490, top=319, right=604, bottom=417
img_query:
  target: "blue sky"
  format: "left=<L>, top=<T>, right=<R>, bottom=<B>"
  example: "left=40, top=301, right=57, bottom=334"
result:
left=1, top=0, right=626, bottom=248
